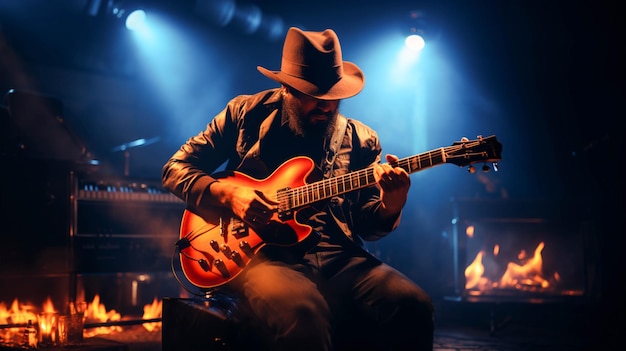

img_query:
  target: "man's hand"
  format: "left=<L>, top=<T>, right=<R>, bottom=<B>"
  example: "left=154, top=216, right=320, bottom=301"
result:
left=210, top=182, right=278, bottom=225
left=373, top=154, right=411, bottom=219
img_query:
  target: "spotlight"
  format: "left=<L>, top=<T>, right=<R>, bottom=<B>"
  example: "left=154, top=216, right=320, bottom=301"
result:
left=404, top=10, right=437, bottom=52
left=405, top=34, right=425, bottom=51
left=91, top=0, right=147, bottom=31
left=125, top=9, right=147, bottom=31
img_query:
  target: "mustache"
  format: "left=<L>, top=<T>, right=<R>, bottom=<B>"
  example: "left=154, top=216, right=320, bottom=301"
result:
left=309, top=109, right=334, bottom=118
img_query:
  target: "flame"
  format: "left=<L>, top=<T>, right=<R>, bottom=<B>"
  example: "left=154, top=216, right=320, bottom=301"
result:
left=500, top=242, right=549, bottom=289
left=465, top=241, right=555, bottom=294
left=465, top=251, right=488, bottom=290
left=42, top=297, right=56, bottom=313
left=142, top=297, right=162, bottom=332
left=83, top=294, right=122, bottom=337
left=0, top=299, right=38, bottom=346
left=0, top=299, right=37, bottom=324
left=465, top=225, right=475, bottom=238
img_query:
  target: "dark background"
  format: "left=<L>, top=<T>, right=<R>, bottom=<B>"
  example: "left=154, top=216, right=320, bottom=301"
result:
left=1, top=0, right=624, bottom=342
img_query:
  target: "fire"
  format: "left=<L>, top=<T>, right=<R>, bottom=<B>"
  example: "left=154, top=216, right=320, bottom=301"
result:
left=0, top=297, right=59, bottom=347
left=142, top=297, right=162, bottom=332
left=1, top=295, right=162, bottom=347
left=1, top=299, right=38, bottom=346
left=42, top=297, right=56, bottom=313
left=84, top=294, right=123, bottom=337
left=499, top=242, right=550, bottom=290
left=465, top=241, right=556, bottom=294
left=464, top=251, right=486, bottom=290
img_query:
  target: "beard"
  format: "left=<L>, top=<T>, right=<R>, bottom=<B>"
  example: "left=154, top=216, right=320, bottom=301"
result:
left=282, top=97, right=339, bottom=140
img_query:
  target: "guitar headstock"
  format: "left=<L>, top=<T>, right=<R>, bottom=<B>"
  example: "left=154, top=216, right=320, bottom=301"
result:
left=446, top=135, right=502, bottom=169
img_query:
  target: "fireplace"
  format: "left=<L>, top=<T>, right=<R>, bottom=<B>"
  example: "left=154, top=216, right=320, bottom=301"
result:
left=0, top=160, right=184, bottom=348
left=446, top=198, right=595, bottom=303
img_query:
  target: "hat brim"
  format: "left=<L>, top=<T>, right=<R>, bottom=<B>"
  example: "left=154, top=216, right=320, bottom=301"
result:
left=257, top=61, right=365, bottom=100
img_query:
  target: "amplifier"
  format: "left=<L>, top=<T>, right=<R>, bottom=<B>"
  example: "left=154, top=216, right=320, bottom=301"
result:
left=74, top=177, right=186, bottom=273
left=0, top=163, right=187, bottom=275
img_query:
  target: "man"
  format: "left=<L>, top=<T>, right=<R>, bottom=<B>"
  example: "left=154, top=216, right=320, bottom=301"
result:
left=162, top=27, right=434, bottom=351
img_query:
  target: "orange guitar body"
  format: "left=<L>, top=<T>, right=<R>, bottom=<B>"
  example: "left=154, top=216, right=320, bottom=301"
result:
left=178, top=156, right=317, bottom=289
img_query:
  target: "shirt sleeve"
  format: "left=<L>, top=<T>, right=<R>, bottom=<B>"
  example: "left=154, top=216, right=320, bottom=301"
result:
left=161, top=99, right=239, bottom=212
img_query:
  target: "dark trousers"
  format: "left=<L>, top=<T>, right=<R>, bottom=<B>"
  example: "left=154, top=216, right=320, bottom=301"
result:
left=224, top=243, right=434, bottom=351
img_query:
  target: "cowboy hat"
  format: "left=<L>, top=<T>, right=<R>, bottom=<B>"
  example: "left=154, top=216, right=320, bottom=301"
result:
left=257, top=27, right=365, bottom=100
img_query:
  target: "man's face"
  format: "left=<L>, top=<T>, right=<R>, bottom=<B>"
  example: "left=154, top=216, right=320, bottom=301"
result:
left=283, top=87, right=340, bottom=138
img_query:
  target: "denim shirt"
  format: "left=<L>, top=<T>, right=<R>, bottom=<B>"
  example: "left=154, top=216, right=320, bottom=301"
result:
left=162, top=88, right=401, bottom=245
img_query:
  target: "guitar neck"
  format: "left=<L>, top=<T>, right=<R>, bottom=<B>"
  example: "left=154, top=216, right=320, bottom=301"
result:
left=283, top=148, right=447, bottom=210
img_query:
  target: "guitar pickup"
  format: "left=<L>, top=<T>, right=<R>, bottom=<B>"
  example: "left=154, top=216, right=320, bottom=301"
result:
left=229, top=217, right=248, bottom=238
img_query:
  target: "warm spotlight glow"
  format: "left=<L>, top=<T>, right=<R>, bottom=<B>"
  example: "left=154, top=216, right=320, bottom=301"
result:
left=405, top=34, right=425, bottom=52
left=126, top=9, right=147, bottom=31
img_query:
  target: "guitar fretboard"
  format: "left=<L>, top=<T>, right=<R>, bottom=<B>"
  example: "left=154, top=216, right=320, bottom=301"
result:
left=280, top=148, right=448, bottom=210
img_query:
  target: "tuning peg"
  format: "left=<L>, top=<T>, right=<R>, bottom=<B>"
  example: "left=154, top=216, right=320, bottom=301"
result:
left=482, top=164, right=490, bottom=172
left=468, top=165, right=476, bottom=174
left=493, top=163, right=499, bottom=172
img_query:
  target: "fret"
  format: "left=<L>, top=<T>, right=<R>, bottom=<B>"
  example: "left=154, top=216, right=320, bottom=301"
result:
left=297, top=187, right=305, bottom=207
left=308, top=183, right=315, bottom=203
left=364, top=170, right=371, bottom=185
left=304, top=186, right=309, bottom=204
left=351, top=172, right=360, bottom=189
left=316, top=181, right=323, bottom=201
left=304, top=185, right=310, bottom=204
left=316, top=181, right=322, bottom=200
left=304, top=186, right=310, bottom=204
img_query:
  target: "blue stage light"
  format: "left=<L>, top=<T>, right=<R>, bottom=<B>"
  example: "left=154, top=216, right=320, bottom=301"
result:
left=126, top=9, right=146, bottom=31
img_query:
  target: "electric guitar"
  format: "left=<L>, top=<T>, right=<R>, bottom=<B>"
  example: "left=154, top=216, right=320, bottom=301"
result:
left=176, top=135, right=502, bottom=289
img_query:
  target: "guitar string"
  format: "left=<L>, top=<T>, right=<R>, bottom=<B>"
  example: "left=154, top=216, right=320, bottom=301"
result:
left=275, top=146, right=454, bottom=209
left=273, top=139, right=495, bottom=211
